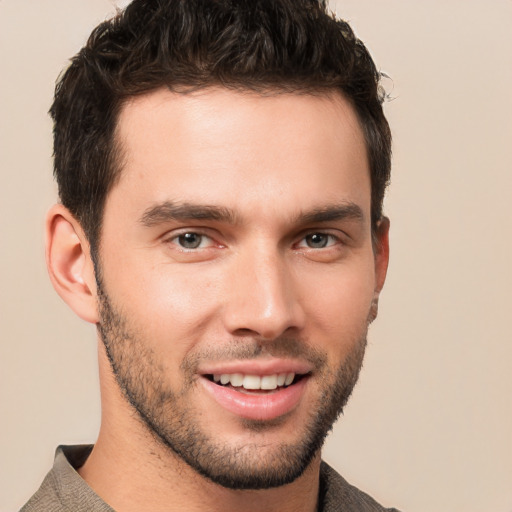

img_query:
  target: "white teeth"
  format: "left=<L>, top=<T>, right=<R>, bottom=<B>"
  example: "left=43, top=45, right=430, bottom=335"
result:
left=230, top=373, right=244, bottom=387
left=212, top=372, right=297, bottom=390
left=260, top=375, right=278, bottom=390
left=243, top=375, right=261, bottom=389
left=284, top=373, right=295, bottom=386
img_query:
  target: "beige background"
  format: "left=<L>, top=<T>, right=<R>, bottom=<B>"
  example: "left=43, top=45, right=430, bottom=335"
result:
left=1, top=1, right=511, bottom=510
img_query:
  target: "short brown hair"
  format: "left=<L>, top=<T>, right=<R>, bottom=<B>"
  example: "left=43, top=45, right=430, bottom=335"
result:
left=50, top=0, right=391, bottom=255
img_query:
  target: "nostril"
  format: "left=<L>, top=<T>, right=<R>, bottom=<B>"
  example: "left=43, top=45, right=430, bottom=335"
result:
left=232, top=328, right=260, bottom=337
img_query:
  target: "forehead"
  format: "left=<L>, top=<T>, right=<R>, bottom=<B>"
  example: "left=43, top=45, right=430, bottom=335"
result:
left=109, top=87, right=370, bottom=224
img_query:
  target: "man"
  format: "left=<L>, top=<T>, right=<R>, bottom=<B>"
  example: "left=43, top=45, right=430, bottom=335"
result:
left=22, top=0, right=397, bottom=510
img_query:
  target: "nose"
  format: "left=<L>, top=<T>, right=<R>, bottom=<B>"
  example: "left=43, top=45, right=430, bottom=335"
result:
left=221, top=246, right=305, bottom=340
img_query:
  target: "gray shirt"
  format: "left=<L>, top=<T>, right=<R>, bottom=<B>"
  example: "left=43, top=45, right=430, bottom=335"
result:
left=21, top=445, right=400, bottom=511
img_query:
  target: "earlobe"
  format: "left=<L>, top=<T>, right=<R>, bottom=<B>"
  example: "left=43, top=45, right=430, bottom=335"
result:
left=46, top=204, right=99, bottom=324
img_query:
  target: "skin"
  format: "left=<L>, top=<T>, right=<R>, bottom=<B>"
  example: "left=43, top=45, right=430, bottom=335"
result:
left=46, top=88, right=389, bottom=512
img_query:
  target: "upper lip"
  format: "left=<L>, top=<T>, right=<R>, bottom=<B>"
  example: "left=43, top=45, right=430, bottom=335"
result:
left=198, top=358, right=313, bottom=377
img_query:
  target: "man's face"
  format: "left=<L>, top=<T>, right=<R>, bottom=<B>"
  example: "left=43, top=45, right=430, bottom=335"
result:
left=96, top=88, right=387, bottom=489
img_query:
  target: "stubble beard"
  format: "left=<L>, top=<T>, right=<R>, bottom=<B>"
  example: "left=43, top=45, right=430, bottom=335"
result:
left=96, top=281, right=368, bottom=490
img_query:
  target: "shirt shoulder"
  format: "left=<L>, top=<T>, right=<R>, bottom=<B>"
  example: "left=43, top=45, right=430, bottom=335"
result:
left=19, top=445, right=114, bottom=512
left=320, top=461, right=402, bottom=512
left=20, top=470, right=64, bottom=512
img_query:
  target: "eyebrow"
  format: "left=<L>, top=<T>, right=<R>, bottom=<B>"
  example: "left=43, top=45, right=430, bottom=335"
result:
left=140, top=201, right=239, bottom=227
left=296, top=203, right=365, bottom=225
left=140, top=200, right=365, bottom=228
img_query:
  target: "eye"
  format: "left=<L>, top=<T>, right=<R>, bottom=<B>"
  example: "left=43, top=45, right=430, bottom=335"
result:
left=172, top=232, right=212, bottom=249
left=300, top=232, right=338, bottom=249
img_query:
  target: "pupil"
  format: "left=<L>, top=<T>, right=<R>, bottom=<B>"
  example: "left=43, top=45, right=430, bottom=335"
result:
left=179, top=233, right=201, bottom=248
left=308, top=233, right=327, bottom=248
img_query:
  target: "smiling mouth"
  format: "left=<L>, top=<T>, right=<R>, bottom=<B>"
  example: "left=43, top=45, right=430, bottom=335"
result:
left=205, top=372, right=308, bottom=393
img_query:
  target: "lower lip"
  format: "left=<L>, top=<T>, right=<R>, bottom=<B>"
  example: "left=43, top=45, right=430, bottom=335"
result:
left=200, top=377, right=309, bottom=421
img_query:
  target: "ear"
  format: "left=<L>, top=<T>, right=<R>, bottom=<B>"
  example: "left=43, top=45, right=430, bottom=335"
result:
left=369, top=216, right=390, bottom=322
left=45, top=204, right=99, bottom=324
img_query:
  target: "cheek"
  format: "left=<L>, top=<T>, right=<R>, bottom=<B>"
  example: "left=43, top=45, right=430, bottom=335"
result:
left=298, top=260, right=376, bottom=351
left=106, top=259, right=223, bottom=349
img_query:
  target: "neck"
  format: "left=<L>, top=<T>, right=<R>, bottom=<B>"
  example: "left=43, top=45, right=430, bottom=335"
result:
left=80, top=437, right=321, bottom=512
left=78, top=343, right=321, bottom=512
